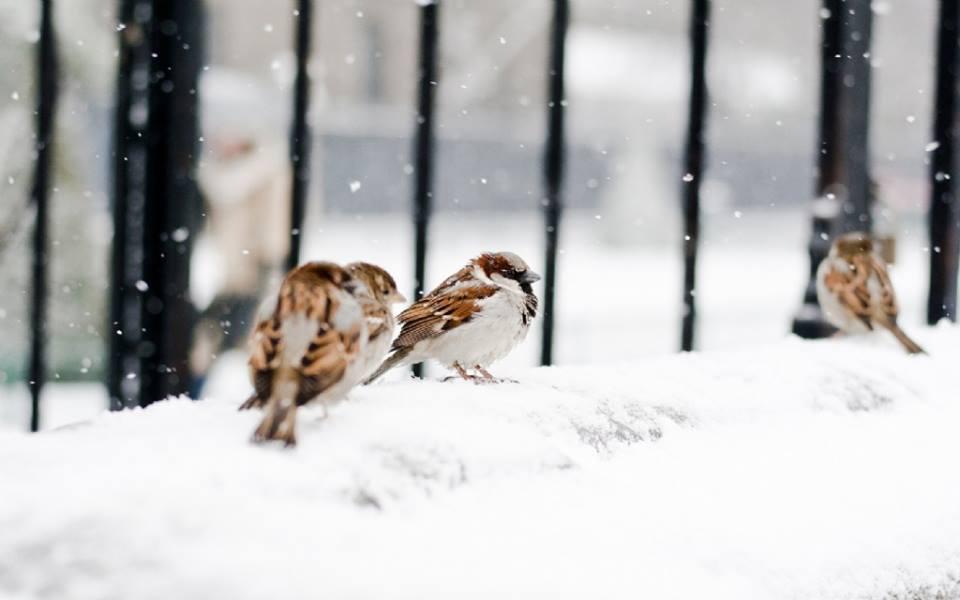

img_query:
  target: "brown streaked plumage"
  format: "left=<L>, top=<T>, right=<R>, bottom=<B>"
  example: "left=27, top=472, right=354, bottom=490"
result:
left=365, top=251, right=540, bottom=384
left=393, top=284, right=499, bottom=348
left=241, top=261, right=366, bottom=446
left=816, top=232, right=925, bottom=354
left=345, top=262, right=406, bottom=380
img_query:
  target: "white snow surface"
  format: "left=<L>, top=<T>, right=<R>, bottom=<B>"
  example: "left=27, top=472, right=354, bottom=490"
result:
left=3, top=327, right=960, bottom=599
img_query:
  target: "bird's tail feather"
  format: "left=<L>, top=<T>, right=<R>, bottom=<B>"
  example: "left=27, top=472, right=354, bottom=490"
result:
left=363, top=347, right=412, bottom=385
left=880, top=320, right=927, bottom=355
left=251, top=377, right=299, bottom=446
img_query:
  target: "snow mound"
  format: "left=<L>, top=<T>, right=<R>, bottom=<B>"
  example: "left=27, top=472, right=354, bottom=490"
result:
left=2, top=328, right=960, bottom=599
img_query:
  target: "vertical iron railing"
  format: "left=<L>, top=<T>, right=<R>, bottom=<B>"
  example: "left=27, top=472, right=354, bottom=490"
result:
left=27, top=0, right=59, bottom=431
left=928, top=0, right=960, bottom=324
left=141, top=0, right=204, bottom=403
left=109, top=0, right=203, bottom=408
left=792, top=0, right=874, bottom=338
left=287, top=0, right=314, bottom=271
left=680, top=0, right=710, bottom=352
left=540, top=0, right=568, bottom=366
left=411, top=0, right=439, bottom=378
left=110, top=0, right=151, bottom=410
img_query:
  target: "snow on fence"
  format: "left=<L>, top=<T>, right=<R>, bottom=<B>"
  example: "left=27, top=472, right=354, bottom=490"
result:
left=2, top=327, right=960, bottom=599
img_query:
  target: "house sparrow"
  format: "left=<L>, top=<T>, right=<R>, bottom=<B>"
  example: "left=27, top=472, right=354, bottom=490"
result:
left=365, top=251, right=540, bottom=384
left=240, top=261, right=367, bottom=446
left=345, top=262, right=406, bottom=380
left=816, top=232, right=925, bottom=354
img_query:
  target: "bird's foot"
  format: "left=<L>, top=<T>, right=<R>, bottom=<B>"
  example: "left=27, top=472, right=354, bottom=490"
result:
left=238, top=394, right=264, bottom=411
left=441, top=362, right=486, bottom=384
left=475, top=366, right=517, bottom=384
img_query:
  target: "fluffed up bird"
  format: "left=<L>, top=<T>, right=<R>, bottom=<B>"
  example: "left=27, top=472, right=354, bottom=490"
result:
left=816, top=231, right=926, bottom=354
left=240, top=262, right=368, bottom=446
left=345, top=262, right=406, bottom=380
left=365, top=251, right=540, bottom=384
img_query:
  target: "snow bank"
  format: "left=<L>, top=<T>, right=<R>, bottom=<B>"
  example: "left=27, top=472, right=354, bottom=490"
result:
left=2, top=327, right=960, bottom=599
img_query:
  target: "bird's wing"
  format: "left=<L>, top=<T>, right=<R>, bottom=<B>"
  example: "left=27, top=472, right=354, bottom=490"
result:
left=422, top=264, right=475, bottom=299
left=822, top=258, right=874, bottom=330
left=361, top=300, right=392, bottom=344
left=867, top=254, right=900, bottom=321
left=392, top=284, right=498, bottom=349
left=294, top=282, right=364, bottom=400
left=249, top=314, right=281, bottom=370
left=249, top=278, right=365, bottom=404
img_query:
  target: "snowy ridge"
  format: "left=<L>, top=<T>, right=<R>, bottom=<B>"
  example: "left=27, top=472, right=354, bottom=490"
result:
left=2, top=328, right=960, bottom=599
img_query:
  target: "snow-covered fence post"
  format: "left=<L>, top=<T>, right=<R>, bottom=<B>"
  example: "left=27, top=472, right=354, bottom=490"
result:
left=680, top=0, right=710, bottom=353
left=286, top=0, right=314, bottom=271
left=411, top=0, right=439, bottom=378
left=109, top=0, right=204, bottom=409
left=540, top=0, right=568, bottom=366
left=927, top=0, right=960, bottom=325
left=792, top=0, right=874, bottom=340
left=27, top=0, right=59, bottom=431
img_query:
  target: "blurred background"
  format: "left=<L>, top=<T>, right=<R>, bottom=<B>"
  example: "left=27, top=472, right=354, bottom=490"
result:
left=0, top=0, right=942, bottom=430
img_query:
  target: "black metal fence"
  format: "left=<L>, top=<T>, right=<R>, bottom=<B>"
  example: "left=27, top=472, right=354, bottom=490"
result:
left=20, top=0, right=960, bottom=429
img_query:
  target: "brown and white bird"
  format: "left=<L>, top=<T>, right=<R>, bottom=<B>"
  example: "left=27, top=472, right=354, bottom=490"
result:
left=345, top=262, right=406, bottom=380
left=365, top=251, right=540, bottom=384
left=816, top=232, right=925, bottom=354
left=240, top=262, right=367, bottom=446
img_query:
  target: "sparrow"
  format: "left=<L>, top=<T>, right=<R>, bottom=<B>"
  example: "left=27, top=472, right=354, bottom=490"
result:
left=345, top=262, right=406, bottom=380
left=240, top=261, right=367, bottom=446
left=365, top=251, right=540, bottom=384
left=816, top=231, right=925, bottom=354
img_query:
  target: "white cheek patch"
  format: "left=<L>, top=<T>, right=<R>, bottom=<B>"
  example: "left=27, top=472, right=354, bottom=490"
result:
left=490, top=272, right=522, bottom=294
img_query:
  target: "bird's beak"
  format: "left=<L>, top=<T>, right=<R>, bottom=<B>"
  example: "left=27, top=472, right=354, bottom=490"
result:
left=521, top=271, right=541, bottom=284
left=391, top=291, right=407, bottom=304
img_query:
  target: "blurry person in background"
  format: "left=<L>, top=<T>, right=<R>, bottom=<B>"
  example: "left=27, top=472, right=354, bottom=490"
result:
left=188, top=70, right=293, bottom=397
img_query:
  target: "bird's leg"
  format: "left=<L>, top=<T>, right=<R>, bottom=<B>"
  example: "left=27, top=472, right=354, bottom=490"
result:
left=453, top=362, right=476, bottom=382
left=442, top=362, right=493, bottom=384
left=475, top=365, right=517, bottom=384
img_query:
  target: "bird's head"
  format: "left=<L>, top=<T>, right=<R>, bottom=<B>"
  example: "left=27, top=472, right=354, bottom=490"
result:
left=475, top=251, right=541, bottom=293
left=346, top=262, right=406, bottom=304
left=832, top=231, right=874, bottom=259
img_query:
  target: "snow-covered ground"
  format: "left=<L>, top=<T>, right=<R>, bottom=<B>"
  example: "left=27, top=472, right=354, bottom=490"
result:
left=2, top=325, right=959, bottom=599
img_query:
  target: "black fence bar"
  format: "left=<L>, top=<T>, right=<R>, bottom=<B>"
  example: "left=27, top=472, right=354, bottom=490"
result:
left=139, top=0, right=203, bottom=404
left=109, top=0, right=202, bottom=408
left=540, top=0, right=568, bottom=366
left=680, top=0, right=709, bottom=353
left=411, top=0, right=439, bottom=379
left=792, top=0, right=874, bottom=339
left=928, top=0, right=960, bottom=324
left=27, top=0, right=59, bottom=432
left=109, top=0, right=150, bottom=410
left=287, top=0, right=314, bottom=271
